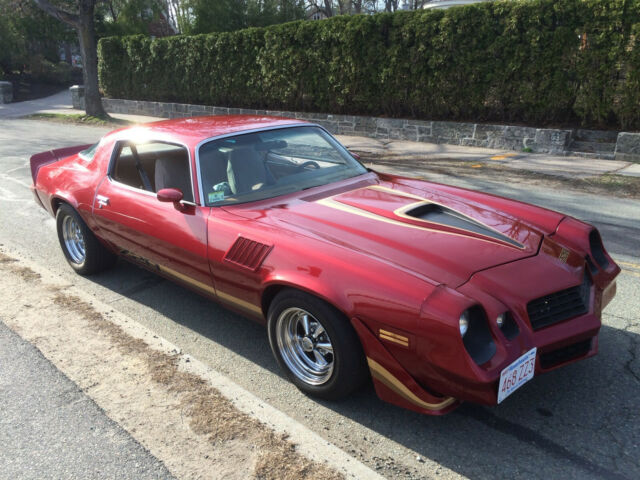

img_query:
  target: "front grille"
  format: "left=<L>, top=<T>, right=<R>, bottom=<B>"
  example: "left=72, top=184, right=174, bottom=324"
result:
left=527, top=275, right=591, bottom=330
left=540, top=338, right=593, bottom=369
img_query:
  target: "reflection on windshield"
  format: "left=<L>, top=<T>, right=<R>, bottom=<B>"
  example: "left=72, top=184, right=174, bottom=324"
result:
left=198, top=126, right=367, bottom=206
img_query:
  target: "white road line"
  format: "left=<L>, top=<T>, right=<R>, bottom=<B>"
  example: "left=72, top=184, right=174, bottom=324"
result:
left=3, top=163, right=29, bottom=175
left=0, top=173, right=33, bottom=190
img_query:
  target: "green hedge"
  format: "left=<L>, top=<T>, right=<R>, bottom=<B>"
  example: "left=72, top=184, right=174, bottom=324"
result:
left=98, top=0, right=640, bottom=130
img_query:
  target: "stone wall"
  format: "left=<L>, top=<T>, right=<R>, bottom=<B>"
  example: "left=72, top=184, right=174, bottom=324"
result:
left=615, top=133, right=640, bottom=162
left=95, top=94, right=640, bottom=162
left=0, top=82, right=13, bottom=104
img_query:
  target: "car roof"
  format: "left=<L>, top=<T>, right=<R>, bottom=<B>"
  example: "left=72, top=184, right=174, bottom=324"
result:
left=109, top=115, right=310, bottom=148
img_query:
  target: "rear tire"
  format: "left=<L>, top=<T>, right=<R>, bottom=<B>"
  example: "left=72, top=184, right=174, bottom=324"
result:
left=56, top=203, right=116, bottom=275
left=267, top=289, right=368, bottom=400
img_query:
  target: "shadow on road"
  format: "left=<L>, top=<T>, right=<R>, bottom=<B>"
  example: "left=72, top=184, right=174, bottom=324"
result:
left=88, top=259, right=638, bottom=480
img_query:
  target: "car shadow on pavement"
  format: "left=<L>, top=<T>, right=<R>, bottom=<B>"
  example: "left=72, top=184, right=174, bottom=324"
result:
left=90, top=260, right=637, bottom=480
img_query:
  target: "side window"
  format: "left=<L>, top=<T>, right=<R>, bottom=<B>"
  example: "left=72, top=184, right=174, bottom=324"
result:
left=110, top=141, right=193, bottom=203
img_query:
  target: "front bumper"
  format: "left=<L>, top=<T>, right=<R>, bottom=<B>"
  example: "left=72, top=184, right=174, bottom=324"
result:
left=363, top=254, right=619, bottom=411
left=412, top=252, right=619, bottom=406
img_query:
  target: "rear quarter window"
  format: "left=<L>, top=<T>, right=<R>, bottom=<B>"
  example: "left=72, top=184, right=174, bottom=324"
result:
left=79, top=142, right=100, bottom=161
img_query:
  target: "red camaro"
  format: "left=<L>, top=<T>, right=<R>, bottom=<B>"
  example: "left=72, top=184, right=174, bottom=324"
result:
left=30, top=116, right=619, bottom=415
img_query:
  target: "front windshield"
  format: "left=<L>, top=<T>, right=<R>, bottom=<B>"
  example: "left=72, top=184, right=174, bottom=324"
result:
left=198, top=126, right=367, bottom=206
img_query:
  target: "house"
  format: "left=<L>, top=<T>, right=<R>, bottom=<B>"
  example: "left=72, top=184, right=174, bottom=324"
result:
left=422, top=0, right=494, bottom=9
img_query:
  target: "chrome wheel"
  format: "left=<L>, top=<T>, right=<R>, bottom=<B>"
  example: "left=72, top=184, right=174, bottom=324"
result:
left=62, top=215, right=86, bottom=264
left=275, top=307, right=334, bottom=385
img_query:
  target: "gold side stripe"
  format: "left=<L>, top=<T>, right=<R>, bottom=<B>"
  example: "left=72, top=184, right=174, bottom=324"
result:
left=158, top=264, right=215, bottom=294
left=157, top=265, right=262, bottom=315
left=367, top=358, right=456, bottom=411
left=217, top=290, right=263, bottom=314
left=379, top=334, right=409, bottom=347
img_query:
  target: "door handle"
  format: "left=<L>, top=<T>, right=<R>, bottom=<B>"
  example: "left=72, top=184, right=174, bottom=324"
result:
left=96, top=195, right=110, bottom=208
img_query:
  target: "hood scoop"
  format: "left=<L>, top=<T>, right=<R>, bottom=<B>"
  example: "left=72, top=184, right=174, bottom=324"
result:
left=267, top=183, right=541, bottom=287
left=404, top=203, right=523, bottom=248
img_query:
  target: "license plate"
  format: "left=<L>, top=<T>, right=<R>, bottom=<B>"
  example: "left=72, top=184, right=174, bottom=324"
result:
left=498, top=348, right=537, bottom=404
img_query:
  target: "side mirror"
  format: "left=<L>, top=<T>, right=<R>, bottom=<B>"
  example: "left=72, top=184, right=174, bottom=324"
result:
left=157, top=188, right=184, bottom=210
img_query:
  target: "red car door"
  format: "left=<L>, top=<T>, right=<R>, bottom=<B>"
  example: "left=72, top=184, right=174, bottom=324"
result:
left=92, top=140, right=214, bottom=296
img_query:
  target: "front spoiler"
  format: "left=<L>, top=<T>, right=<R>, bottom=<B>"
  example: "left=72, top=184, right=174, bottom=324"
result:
left=351, top=317, right=461, bottom=415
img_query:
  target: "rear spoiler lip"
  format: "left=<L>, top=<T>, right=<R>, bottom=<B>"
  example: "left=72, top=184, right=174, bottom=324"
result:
left=29, top=144, right=93, bottom=184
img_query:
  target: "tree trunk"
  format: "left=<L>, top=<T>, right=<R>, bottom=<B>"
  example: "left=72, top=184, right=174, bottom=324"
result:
left=63, top=43, right=72, bottom=66
left=323, top=0, right=333, bottom=17
left=31, top=0, right=107, bottom=117
left=77, top=1, right=106, bottom=117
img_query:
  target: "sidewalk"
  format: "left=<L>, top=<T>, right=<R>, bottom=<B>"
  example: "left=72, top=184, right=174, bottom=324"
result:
left=0, top=89, right=164, bottom=124
left=3, top=90, right=639, bottom=178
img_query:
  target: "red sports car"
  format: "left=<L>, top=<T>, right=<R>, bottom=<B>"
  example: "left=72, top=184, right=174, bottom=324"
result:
left=30, top=116, right=619, bottom=415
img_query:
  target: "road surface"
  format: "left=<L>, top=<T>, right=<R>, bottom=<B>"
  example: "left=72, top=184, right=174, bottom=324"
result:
left=1, top=118, right=638, bottom=480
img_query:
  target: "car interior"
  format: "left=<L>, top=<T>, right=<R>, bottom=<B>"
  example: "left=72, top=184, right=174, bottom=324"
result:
left=110, top=128, right=363, bottom=207
left=111, top=142, right=194, bottom=203
left=198, top=128, right=360, bottom=206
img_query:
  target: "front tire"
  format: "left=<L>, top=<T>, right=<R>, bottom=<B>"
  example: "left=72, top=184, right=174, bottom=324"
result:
left=267, top=289, right=368, bottom=400
left=56, top=203, right=116, bottom=275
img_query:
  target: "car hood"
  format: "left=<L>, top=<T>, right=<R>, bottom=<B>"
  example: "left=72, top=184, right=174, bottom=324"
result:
left=235, top=179, right=544, bottom=287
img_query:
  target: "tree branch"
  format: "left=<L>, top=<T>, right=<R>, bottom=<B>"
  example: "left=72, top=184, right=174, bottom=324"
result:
left=31, top=0, right=80, bottom=27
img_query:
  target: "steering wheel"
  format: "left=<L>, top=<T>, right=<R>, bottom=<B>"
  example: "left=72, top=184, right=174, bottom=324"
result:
left=297, top=161, right=320, bottom=171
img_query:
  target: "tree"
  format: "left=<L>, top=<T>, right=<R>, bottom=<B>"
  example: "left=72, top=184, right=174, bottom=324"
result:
left=32, top=0, right=106, bottom=116
left=187, top=0, right=305, bottom=34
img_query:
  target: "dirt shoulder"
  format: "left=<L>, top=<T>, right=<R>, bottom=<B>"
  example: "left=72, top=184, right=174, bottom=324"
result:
left=0, top=249, right=378, bottom=480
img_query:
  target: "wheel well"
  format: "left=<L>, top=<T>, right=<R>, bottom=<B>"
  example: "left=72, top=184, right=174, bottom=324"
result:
left=261, top=284, right=350, bottom=322
left=51, top=197, right=65, bottom=214
left=261, top=284, right=286, bottom=317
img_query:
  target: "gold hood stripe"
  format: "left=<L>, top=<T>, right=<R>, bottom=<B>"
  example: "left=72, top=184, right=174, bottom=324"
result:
left=369, top=185, right=524, bottom=248
left=367, top=358, right=456, bottom=410
left=316, top=185, right=524, bottom=249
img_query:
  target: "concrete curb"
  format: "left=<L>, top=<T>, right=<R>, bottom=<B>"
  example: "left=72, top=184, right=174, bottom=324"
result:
left=4, top=246, right=387, bottom=480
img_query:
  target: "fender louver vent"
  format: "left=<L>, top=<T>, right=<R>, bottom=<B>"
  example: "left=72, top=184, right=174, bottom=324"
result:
left=224, top=237, right=272, bottom=271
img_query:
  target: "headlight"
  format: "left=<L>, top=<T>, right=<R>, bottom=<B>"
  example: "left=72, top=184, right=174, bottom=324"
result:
left=589, top=229, right=610, bottom=269
left=459, top=306, right=496, bottom=365
left=459, top=312, right=469, bottom=337
left=496, top=311, right=520, bottom=340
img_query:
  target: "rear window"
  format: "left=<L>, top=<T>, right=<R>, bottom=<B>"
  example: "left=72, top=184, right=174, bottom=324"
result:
left=79, top=142, right=99, bottom=161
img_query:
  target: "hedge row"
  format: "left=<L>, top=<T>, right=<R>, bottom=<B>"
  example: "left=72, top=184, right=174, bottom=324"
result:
left=98, top=0, right=640, bottom=130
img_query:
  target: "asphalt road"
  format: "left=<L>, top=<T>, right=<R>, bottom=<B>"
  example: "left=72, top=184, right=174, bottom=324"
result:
left=0, top=321, right=174, bottom=480
left=1, top=119, right=638, bottom=480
